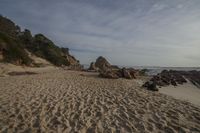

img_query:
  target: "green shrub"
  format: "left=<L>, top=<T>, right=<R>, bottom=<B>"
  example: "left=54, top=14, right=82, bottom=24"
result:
left=0, top=32, right=32, bottom=65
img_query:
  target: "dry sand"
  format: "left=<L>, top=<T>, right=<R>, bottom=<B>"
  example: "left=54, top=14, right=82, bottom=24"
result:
left=0, top=70, right=200, bottom=133
left=0, top=63, right=58, bottom=77
left=159, top=81, right=200, bottom=107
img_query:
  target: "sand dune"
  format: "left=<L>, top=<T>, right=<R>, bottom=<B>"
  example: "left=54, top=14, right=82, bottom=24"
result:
left=0, top=70, right=200, bottom=132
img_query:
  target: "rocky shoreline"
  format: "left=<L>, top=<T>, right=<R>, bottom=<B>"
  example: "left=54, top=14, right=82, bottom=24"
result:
left=143, top=70, right=200, bottom=91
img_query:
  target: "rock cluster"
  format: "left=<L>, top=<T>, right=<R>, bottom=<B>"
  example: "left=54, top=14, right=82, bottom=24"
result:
left=88, top=56, right=139, bottom=79
left=143, top=70, right=200, bottom=91
left=181, top=70, right=200, bottom=88
left=99, top=70, right=119, bottom=79
left=99, top=67, right=138, bottom=79
left=152, top=70, right=187, bottom=86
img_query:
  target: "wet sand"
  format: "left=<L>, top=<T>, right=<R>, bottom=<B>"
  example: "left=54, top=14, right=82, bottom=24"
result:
left=0, top=70, right=200, bottom=132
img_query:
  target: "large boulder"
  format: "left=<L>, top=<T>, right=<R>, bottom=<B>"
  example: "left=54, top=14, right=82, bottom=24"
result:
left=95, top=56, right=111, bottom=70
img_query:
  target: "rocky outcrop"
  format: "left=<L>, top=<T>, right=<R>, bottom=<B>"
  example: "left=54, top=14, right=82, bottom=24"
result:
left=88, top=56, right=112, bottom=72
left=89, top=56, right=143, bottom=79
left=99, top=67, right=138, bottom=79
left=95, top=56, right=111, bottom=70
left=183, top=70, right=200, bottom=88
left=152, top=70, right=187, bottom=87
left=99, top=69, right=119, bottom=79
left=88, top=62, right=98, bottom=71
left=143, top=70, right=200, bottom=91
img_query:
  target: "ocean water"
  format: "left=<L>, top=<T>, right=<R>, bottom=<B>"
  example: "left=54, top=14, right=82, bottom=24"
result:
left=132, top=66, right=200, bottom=76
left=83, top=64, right=200, bottom=76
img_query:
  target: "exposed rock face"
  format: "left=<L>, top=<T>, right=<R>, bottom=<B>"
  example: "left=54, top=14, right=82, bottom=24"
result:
left=88, top=62, right=97, bottom=71
left=88, top=56, right=112, bottom=72
left=95, top=56, right=111, bottom=70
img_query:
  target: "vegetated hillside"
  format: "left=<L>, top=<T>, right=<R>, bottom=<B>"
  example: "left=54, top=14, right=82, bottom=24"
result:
left=0, top=32, right=32, bottom=65
left=0, top=15, right=80, bottom=67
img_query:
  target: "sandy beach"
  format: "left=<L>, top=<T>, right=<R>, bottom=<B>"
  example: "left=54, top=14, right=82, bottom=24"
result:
left=0, top=70, right=200, bottom=133
left=160, top=82, right=200, bottom=107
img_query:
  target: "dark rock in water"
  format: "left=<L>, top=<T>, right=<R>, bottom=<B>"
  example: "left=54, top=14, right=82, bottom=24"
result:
left=143, top=81, right=158, bottom=91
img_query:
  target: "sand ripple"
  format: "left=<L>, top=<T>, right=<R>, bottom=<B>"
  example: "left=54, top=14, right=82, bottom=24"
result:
left=0, top=70, right=200, bottom=132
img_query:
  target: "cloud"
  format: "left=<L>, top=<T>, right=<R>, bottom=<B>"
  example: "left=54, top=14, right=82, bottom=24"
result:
left=0, top=0, right=200, bottom=67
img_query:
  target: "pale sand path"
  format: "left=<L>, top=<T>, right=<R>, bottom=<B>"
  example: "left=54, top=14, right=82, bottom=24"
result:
left=159, top=82, right=200, bottom=107
left=0, top=70, right=200, bottom=133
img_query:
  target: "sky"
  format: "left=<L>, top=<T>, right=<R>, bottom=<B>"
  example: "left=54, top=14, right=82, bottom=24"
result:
left=0, top=0, right=200, bottom=67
